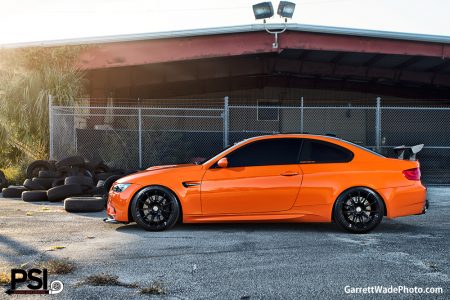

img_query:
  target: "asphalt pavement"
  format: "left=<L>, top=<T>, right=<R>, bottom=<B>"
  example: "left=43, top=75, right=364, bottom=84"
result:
left=0, top=188, right=449, bottom=299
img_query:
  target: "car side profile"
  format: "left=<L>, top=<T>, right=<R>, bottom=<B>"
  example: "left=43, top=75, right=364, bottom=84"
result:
left=105, top=134, right=427, bottom=233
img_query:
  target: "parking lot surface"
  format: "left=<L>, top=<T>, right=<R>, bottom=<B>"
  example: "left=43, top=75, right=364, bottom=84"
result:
left=0, top=188, right=449, bottom=299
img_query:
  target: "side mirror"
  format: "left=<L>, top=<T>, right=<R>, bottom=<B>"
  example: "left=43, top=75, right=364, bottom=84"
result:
left=217, top=157, right=228, bottom=168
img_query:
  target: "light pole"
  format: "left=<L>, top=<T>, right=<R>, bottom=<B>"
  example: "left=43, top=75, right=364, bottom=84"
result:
left=252, top=1, right=296, bottom=49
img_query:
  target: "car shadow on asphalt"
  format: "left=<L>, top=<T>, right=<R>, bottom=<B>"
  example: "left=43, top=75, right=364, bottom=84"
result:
left=375, top=219, right=426, bottom=233
left=115, top=222, right=342, bottom=234
left=114, top=219, right=424, bottom=235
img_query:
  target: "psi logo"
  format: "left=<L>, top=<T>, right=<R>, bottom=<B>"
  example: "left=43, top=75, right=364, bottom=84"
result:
left=5, top=268, right=64, bottom=295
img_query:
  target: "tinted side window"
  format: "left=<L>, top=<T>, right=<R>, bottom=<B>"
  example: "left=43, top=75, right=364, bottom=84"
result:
left=300, top=139, right=353, bottom=163
left=225, top=138, right=302, bottom=168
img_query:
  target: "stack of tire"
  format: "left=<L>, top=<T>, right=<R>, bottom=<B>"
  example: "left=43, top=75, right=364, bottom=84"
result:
left=1, top=156, right=130, bottom=213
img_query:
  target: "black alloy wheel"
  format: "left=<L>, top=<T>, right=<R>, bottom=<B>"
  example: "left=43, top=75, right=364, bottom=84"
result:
left=131, top=186, right=180, bottom=231
left=333, top=187, right=385, bottom=233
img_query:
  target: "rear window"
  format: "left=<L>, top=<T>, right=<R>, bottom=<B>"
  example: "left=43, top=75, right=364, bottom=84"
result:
left=300, top=139, right=354, bottom=163
left=340, top=140, right=385, bottom=158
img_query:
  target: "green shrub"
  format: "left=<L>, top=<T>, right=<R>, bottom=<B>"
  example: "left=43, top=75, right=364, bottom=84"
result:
left=1, top=163, right=27, bottom=185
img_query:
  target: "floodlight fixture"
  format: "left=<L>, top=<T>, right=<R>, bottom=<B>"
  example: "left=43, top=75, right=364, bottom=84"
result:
left=252, top=2, right=274, bottom=20
left=277, top=1, right=296, bottom=18
left=252, top=1, right=297, bottom=49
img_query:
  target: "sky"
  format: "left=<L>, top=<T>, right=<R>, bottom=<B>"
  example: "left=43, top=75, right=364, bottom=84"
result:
left=0, top=0, right=449, bottom=45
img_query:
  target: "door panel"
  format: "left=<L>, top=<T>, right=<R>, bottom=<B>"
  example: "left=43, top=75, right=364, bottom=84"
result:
left=201, top=165, right=302, bottom=214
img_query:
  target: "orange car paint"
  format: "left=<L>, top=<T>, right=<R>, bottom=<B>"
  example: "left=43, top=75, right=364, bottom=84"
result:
left=106, top=134, right=427, bottom=224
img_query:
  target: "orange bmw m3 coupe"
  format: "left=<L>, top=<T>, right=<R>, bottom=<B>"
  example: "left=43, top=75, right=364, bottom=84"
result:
left=105, top=134, right=427, bottom=233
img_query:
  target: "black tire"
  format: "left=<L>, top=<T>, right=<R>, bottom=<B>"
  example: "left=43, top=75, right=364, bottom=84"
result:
left=333, top=187, right=385, bottom=234
left=93, top=163, right=110, bottom=174
left=96, top=180, right=105, bottom=188
left=32, top=177, right=56, bottom=190
left=57, top=166, right=79, bottom=177
left=26, top=160, right=54, bottom=179
left=110, top=168, right=125, bottom=174
left=23, top=179, right=44, bottom=191
left=55, top=156, right=85, bottom=169
left=103, top=175, right=122, bottom=194
left=38, top=170, right=61, bottom=178
left=95, top=172, right=116, bottom=181
left=64, top=176, right=94, bottom=191
left=85, top=158, right=103, bottom=171
left=64, top=197, right=105, bottom=213
left=47, top=184, right=83, bottom=202
left=82, top=169, right=94, bottom=178
left=87, top=186, right=105, bottom=197
left=51, top=178, right=65, bottom=188
left=93, top=181, right=105, bottom=197
left=123, top=169, right=138, bottom=176
left=22, top=190, right=48, bottom=202
left=2, top=186, right=27, bottom=198
left=130, top=186, right=180, bottom=231
left=49, top=160, right=57, bottom=168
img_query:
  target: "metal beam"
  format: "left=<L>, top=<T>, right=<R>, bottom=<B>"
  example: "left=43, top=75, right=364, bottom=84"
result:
left=427, top=59, right=450, bottom=73
left=363, top=54, right=385, bottom=67
left=394, top=56, right=423, bottom=69
left=78, top=31, right=450, bottom=70
left=121, top=74, right=450, bottom=100
left=331, top=52, right=347, bottom=64
left=89, top=55, right=450, bottom=94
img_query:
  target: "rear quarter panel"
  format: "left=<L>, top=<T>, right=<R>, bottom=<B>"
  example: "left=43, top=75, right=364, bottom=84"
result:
left=294, top=147, right=422, bottom=221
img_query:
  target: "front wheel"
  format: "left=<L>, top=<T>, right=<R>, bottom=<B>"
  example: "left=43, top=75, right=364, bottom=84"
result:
left=130, top=186, right=180, bottom=231
left=333, top=187, right=385, bottom=234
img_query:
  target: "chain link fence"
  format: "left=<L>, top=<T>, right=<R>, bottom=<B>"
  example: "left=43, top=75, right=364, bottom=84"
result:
left=50, top=97, right=450, bottom=184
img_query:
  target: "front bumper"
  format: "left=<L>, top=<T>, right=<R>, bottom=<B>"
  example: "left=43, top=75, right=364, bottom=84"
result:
left=106, top=183, right=143, bottom=223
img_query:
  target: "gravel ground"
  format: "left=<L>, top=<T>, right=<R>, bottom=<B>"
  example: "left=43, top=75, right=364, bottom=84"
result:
left=0, top=188, right=449, bottom=299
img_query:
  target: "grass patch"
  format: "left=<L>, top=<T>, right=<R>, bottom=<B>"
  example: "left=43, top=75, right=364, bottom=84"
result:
left=0, top=272, right=10, bottom=286
left=40, top=259, right=75, bottom=275
left=47, top=245, right=66, bottom=251
left=81, top=274, right=137, bottom=288
left=139, top=281, right=167, bottom=296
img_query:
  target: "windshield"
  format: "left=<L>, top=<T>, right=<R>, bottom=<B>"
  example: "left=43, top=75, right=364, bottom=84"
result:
left=196, top=138, right=254, bottom=165
left=195, top=144, right=235, bottom=165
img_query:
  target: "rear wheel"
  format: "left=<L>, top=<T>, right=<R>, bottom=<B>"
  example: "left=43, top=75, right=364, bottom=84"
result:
left=333, top=187, right=385, bottom=234
left=130, top=186, right=180, bottom=231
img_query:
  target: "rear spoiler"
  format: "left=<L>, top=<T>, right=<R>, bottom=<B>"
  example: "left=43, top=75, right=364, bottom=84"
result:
left=393, top=144, right=424, bottom=160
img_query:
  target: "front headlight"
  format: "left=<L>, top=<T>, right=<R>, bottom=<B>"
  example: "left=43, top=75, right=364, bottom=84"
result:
left=112, top=183, right=131, bottom=193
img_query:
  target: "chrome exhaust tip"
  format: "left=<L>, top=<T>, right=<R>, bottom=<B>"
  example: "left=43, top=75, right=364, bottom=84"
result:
left=103, top=217, right=121, bottom=224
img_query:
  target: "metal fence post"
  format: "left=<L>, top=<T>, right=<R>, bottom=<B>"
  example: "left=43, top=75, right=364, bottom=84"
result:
left=138, top=107, right=143, bottom=168
left=375, top=97, right=382, bottom=153
left=300, top=97, right=304, bottom=133
left=48, top=94, right=54, bottom=160
left=223, top=96, right=229, bottom=148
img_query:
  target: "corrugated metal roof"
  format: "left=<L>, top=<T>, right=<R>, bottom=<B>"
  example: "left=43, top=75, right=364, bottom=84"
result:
left=2, top=23, right=450, bottom=48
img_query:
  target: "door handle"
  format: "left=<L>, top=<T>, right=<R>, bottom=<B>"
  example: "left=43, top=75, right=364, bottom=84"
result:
left=280, top=171, right=299, bottom=176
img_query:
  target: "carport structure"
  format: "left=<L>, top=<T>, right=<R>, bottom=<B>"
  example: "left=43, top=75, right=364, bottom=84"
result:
left=46, top=24, right=450, bottom=184
left=76, top=24, right=450, bottom=101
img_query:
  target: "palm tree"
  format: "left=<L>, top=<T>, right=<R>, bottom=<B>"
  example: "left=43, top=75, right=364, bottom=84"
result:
left=0, top=46, right=87, bottom=166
